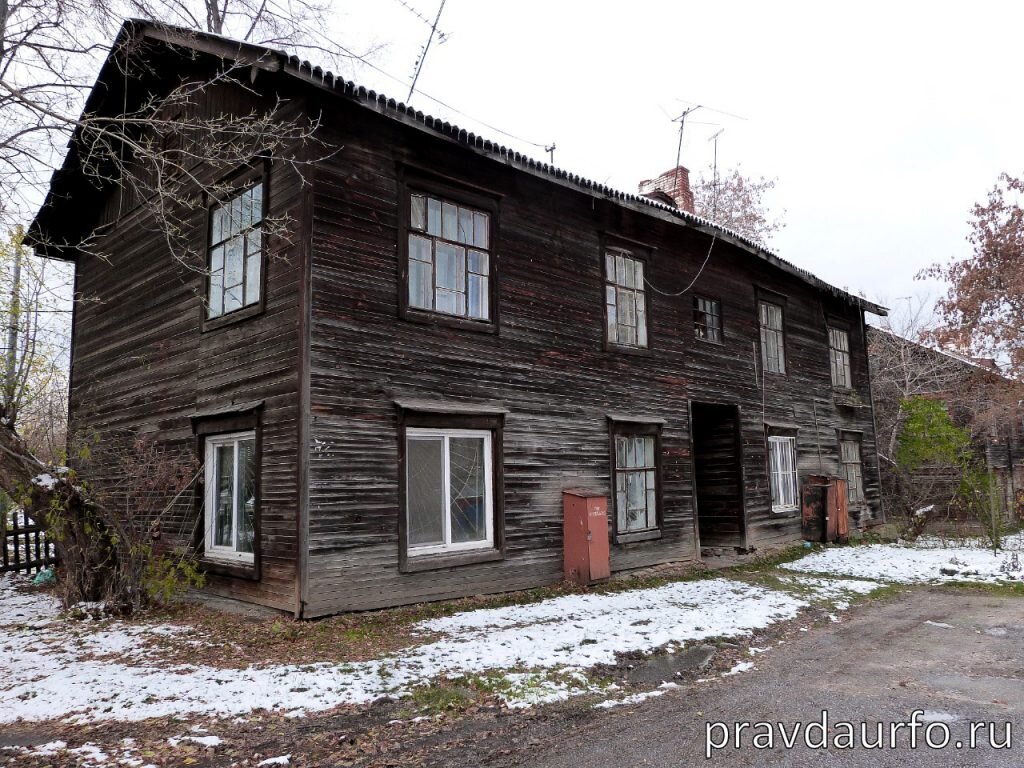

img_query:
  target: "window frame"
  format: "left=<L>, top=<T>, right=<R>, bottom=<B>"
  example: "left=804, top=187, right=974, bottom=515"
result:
left=828, top=325, right=853, bottom=389
left=192, top=406, right=262, bottom=580
left=602, top=243, right=653, bottom=354
left=398, top=172, right=500, bottom=334
left=758, top=297, right=787, bottom=375
left=398, top=410, right=505, bottom=572
left=839, top=431, right=865, bottom=508
left=693, top=295, right=723, bottom=344
left=203, top=430, right=259, bottom=566
left=608, top=420, right=663, bottom=543
left=202, top=161, right=269, bottom=332
left=766, top=431, right=799, bottom=514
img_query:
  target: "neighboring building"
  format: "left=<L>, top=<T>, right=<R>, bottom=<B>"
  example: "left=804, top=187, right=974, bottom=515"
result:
left=29, top=21, right=886, bottom=617
left=867, top=326, right=1024, bottom=522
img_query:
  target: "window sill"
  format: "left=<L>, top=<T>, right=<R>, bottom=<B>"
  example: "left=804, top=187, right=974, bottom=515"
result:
left=614, top=529, right=662, bottom=545
left=200, top=555, right=259, bottom=581
left=202, top=302, right=264, bottom=333
left=401, top=547, right=504, bottom=573
left=605, top=343, right=653, bottom=357
left=400, top=307, right=497, bottom=335
left=770, top=507, right=800, bottom=519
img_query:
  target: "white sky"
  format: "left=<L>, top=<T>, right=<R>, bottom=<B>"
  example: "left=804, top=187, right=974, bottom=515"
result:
left=327, top=0, right=1024, bottom=315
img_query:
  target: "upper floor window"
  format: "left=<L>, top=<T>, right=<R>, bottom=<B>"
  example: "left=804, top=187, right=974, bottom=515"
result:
left=605, top=249, right=648, bottom=348
left=829, top=327, right=852, bottom=388
left=759, top=300, right=786, bottom=374
left=694, top=296, right=722, bottom=343
left=204, top=431, right=257, bottom=563
left=407, top=193, right=491, bottom=321
left=208, top=183, right=263, bottom=319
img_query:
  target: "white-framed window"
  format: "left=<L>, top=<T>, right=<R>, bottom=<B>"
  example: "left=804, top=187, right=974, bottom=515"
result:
left=840, top=434, right=865, bottom=506
left=605, top=248, right=648, bottom=348
left=208, top=183, right=263, bottom=318
left=612, top=430, right=659, bottom=535
left=407, top=193, right=491, bottom=321
left=406, top=428, right=494, bottom=555
left=759, top=300, right=786, bottom=374
left=767, top=434, right=799, bottom=512
left=829, top=327, right=852, bottom=388
left=204, top=431, right=257, bottom=563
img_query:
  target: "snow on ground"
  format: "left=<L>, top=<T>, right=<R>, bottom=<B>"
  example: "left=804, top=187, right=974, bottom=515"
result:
left=783, top=541, right=1024, bottom=584
left=11, top=532, right=1004, bottom=725
left=1, top=574, right=839, bottom=724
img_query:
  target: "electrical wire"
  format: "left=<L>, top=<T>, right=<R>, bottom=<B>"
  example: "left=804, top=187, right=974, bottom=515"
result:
left=643, top=234, right=716, bottom=297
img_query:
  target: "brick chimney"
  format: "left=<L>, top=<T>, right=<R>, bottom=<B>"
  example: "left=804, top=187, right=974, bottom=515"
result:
left=638, top=165, right=695, bottom=213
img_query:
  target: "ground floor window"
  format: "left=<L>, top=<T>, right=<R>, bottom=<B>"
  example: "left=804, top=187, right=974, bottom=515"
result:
left=406, top=428, right=494, bottom=554
left=204, top=431, right=257, bottom=563
left=611, top=423, right=660, bottom=537
left=840, top=433, right=865, bottom=507
left=767, top=433, right=799, bottom=513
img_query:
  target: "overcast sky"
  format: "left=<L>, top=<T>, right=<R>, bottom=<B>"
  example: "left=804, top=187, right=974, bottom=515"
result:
left=326, top=0, right=1024, bottom=318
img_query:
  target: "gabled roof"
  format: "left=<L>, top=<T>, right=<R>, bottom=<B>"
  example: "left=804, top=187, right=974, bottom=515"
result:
left=31, top=19, right=887, bottom=316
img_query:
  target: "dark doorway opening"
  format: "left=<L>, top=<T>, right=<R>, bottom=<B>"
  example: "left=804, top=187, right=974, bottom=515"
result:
left=690, top=402, right=745, bottom=550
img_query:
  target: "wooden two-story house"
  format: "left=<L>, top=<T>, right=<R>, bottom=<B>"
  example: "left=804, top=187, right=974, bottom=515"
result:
left=29, top=21, right=886, bottom=617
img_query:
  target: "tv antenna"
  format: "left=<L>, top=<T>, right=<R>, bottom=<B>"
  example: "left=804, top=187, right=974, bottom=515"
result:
left=708, top=128, right=724, bottom=218
left=407, top=0, right=448, bottom=103
left=544, top=142, right=556, bottom=164
left=672, top=105, right=701, bottom=193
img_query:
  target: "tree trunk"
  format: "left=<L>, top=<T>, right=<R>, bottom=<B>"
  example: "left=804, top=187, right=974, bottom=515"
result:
left=0, top=415, right=116, bottom=603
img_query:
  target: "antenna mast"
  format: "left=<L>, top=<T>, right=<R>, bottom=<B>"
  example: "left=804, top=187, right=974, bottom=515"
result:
left=708, top=128, right=724, bottom=219
left=407, top=0, right=448, bottom=103
left=672, top=105, right=701, bottom=193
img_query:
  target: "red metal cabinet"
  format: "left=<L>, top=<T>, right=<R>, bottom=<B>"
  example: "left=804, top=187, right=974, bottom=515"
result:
left=563, top=489, right=610, bottom=585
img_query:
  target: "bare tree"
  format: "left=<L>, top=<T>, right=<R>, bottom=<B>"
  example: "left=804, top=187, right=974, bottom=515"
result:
left=0, top=2, right=371, bottom=608
left=691, top=165, right=785, bottom=247
left=923, top=173, right=1024, bottom=377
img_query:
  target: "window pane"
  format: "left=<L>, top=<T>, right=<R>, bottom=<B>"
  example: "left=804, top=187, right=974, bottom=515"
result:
left=229, top=193, right=244, bottom=240
left=449, top=437, right=487, bottom=543
left=615, top=436, right=627, bottom=466
left=616, top=254, right=630, bottom=288
left=436, top=242, right=462, bottom=291
left=410, top=194, right=426, bottom=230
left=442, top=202, right=458, bottom=240
left=457, top=207, right=474, bottom=245
left=407, top=438, right=445, bottom=547
left=409, top=260, right=433, bottom=310
left=607, top=305, right=618, bottom=343
left=244, top=239, right=261, bottom=307
left=636, top=295, right=648, bottom=347
left=436, top=288, right=464, bottom=316
left=236, top=438, right=256, bottom=554
left=208, top=246, right=224, bottom=318
left=409, top=234, right=432, bottom=263
left=473, top=212, right=489, bottom=248
left=427, top=197, right=442, bottom=236
left=468, top=274, right=488, bottom=319
left=215, top=445, right=234, bottom=547
left=468, top=249, right=488, bottom=276
left=616, top=474, right=628, bottom=532
left=605, top=253, right=615, bottom=280
left=223, top=235, right=245, bottom=313
left=249, top=183, right=263, bottom=226
left=211, top=206, right=227, bottom=245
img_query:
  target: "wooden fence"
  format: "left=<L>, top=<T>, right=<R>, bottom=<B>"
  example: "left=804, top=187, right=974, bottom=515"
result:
left=2, top=508, right=57, bottom=574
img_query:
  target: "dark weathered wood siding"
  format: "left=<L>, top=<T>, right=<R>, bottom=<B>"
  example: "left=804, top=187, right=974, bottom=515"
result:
left=65, top=83, right=307, bottom=614
left=302, top=101, right=882, bottom=615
